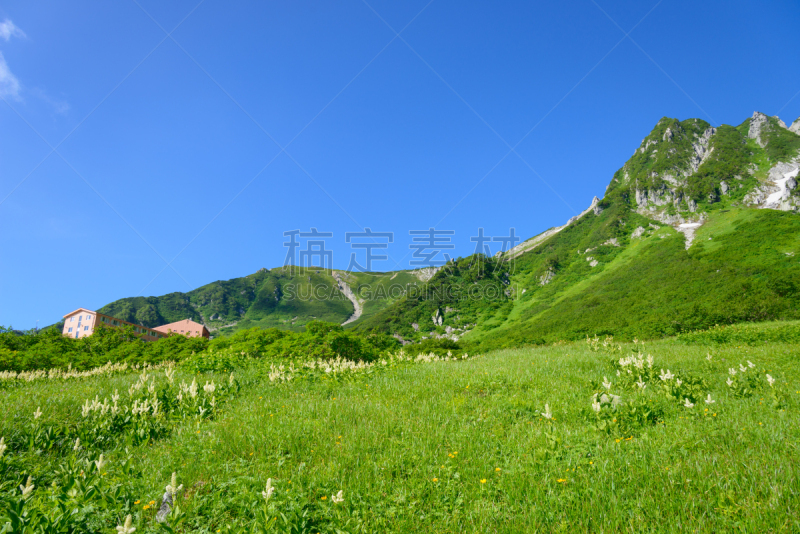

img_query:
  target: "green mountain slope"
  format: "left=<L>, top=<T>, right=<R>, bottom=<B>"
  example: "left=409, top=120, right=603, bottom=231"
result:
left=97, top=110, right=800, bottom=346
left=358, top=111, right=800, bottom=349
left=97, top=267, right=419, bottom=336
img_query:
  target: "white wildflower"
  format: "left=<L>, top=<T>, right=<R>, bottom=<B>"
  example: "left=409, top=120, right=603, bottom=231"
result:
left=33, top=406, right=42, bottom=420
left=728, top=368, right=737, bottom=376
left=705, top=394, right=715, bottom=404
left=95, top=454, right=107, bottom=471
left=210, top=396, right=216, bottom=408
left=198, top=406, right=207, bottom=417
left=602, top=377, right=612, bottom=390
left=116, top=514, right=136, bottom=534
left=646, top=354, right=654, bottom=368
left=166, top=472, right=183, bottom=497
left=151, top=397, right=160, bottom=416
left=726, top=378, right=734, bottom=387
left=706, top=353, right=713, bottom=361
left=675, top=379, right=682, bottom=387
left=766, top=374, right=775, bottom=387
left=738, top=364, right=747, bottom=373
left=683, top=398, right=694, bottom=408
left=0, top=436, right=6, bottom=458
left=747, top=360, right=755, bottom=369
left=165, top=367, right=176, bottom=384
left=262, top=478, right=275, bottom=501
left=591, top=400, right=601, bottom=413
left=610, top=395, right=622, bottom=408
left=203, top=381, right=216, bottom=394
left=112, top=390, right=120, bottom=403
left=229, top=372, right=235, bottom=387
left=541, top=404, right=553, bottom=419
left=659, top=369, right=674, bottom=381
left=189, top=379, right=198, bottom=399
left=19, top=476, right=34, bottom=497
left=81, top=399, right=91, bottom=418
left=73, top=438, right=81, bottom=451
left=616, top=370, right=621, bottom=377
left=331, top=489, right=344, bottom=503
left=636, top=377, right=646, bottom=389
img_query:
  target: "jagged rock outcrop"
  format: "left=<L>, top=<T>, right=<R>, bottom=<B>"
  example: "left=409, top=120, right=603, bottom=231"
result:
left=539, top=268, right=555, bottom=286
left=748, top=111, right=769, bottom=147
left=790, top=118, right=800, bottom=135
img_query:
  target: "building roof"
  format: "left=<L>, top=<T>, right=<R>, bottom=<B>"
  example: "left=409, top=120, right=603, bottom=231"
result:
left=63, top=308, right=96, bottom=318
left=153, top=319, right=209, bottom=335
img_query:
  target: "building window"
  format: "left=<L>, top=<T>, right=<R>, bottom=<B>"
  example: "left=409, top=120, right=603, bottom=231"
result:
left=84, top=326, right=89, bottom=331
left=70, top=317, right=74, bottom=322
left=68, top=327, right=73, bottom=333
left=75, top=332, right=79, bottom=338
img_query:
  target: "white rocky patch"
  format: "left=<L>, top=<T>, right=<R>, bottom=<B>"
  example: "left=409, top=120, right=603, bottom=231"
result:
left=764, top=164, right=799, bottom=208
left=676, top=222, right=703, bottom=250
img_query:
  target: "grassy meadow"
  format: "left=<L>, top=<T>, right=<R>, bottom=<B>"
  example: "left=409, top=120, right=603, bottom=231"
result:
left=1, top=331, right=799, bottom=532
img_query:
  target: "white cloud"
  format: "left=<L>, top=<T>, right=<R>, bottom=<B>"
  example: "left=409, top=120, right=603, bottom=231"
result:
left=0, top=19, right=25, bottom=41
left=0, top=52, right=21, bottom=98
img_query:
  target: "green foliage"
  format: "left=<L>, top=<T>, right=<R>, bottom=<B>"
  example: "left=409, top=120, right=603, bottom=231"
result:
left=468, top=208, right=800, bottom=351
left=676, top=320, right=800, bottom=345
left=356, top=255, right=510, bottom=338
left=0, top=325, right=208, bottom=372
left=3, top=337, right=799, bottom=532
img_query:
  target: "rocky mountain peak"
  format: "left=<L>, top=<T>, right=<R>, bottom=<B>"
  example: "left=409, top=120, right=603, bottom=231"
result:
left=748, top=111, right=769, bottom=147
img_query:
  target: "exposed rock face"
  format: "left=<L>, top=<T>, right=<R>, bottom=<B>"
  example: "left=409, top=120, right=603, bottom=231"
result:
left=602, top=238, right=620, bottom=247
left=743, top=161, right=800, bottom=211
left=631, top=226, right=646, bottom=239
left=539, top=268, right=555, bottom=286
left=411, top=322, right=419, bottom=331
left=720, top=181, right=729, bottom=195
left=689, top=127, right=716, bottom=172
left=432, top=309, right=443, bottom=326
left=791, top=118, right=800, bottom=134
left=748, top=111, right=769, bottom=147
left=413, top=266, right=440, bottom=282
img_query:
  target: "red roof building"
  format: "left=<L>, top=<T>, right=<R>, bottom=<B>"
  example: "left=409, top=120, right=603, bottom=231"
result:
left=153, top=319, right=210, bottom=339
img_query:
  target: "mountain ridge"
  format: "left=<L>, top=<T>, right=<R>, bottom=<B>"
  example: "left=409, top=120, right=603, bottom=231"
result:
left=95, top=110, right=800, bottom=346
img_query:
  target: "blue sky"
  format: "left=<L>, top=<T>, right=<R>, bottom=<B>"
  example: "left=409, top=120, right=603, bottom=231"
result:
left=2, top=0, right=799, bottom=329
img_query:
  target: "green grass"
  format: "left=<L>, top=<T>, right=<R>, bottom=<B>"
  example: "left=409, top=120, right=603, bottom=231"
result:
left=2, top=335, right=799, bottom=532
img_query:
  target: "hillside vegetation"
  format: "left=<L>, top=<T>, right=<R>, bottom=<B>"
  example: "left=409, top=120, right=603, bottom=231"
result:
left=1, top=330, right=798, bottom=531
left=84, top=112, right=800, bottom=357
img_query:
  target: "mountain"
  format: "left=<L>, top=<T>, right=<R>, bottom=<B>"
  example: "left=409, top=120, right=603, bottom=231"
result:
left=97, top=267, right=421, bottom=336
left=357, top=112, right=800, bottom=349
left=97, top=111, right=800, bottom=346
